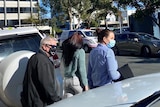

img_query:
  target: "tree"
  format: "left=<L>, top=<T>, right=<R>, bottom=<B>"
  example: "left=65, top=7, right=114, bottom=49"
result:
left=40, top=0, right=91, bottom=30
left=115, top=0, right=160, bottom=27
left=40, top=0, right=118, bottom=29
left=24, top=2, right=49, bottom=25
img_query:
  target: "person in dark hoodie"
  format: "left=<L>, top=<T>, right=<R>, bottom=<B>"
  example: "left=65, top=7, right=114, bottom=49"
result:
left=21, top=36, right=61, bottom=107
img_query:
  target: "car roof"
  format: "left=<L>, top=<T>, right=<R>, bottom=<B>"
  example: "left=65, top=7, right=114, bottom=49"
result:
left=48, top=73, right=160, bottom=107
left=0, top=27, right=40, bottom=37
left=62, top=29, right=94, bottom=32
left=115, top=32, right=151, bottom=35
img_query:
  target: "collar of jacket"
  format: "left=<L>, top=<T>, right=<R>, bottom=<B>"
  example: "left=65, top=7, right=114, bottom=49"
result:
left=39, top=49, right=49, bottom=57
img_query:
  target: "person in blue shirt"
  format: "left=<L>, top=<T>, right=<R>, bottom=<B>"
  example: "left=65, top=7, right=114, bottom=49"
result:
left=87, top=29, right=121, bottom=89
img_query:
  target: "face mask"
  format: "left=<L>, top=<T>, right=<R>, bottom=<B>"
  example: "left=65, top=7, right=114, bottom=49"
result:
left=49, top=45, right=57, bottom=56
left=107, top=39, right=116, bottom=48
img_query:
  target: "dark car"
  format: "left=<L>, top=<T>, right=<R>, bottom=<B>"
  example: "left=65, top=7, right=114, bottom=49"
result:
left=113, top=32, right=160, bottom=57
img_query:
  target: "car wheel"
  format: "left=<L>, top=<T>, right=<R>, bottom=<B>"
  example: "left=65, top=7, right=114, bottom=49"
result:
left=83, top=45, right=90, bottom=53
left=141, top=47, right=150, bottom=57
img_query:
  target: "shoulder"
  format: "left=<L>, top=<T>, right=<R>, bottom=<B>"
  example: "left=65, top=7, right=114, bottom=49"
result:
left=35, top=53, right=46, bottom=59
left=90, top=44, right=108, bottom=54
left=106, top=48, right=115, bottom=57
left=30, top=52, right=48, bottom=62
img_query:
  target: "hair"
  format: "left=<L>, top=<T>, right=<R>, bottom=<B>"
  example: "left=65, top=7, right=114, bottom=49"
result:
left=62, top=32, right=83, bottom=66
left=40, top=36, right=55, bottom=48
left=95, top=28, right=102, bottom=36
left=97, top=29, right=113, bottom=42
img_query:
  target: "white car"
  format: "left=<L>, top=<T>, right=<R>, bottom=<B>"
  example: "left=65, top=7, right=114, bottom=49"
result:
left=47, top=73, right=160, bottom=107
left=59, top=29, right=98, bottom=52
left=0, top=27, right=63, bottom=107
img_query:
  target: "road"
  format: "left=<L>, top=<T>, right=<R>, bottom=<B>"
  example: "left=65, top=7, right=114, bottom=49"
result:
left=115, top=55, right=160, bottom=76
left=57, top=51, right=160, bottom=77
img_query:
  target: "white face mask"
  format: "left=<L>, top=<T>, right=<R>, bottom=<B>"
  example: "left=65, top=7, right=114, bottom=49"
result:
left=107, top=39, right=116, bottom=48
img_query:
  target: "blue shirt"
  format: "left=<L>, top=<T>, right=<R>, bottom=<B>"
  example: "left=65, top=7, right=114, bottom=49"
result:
left=87, top=44, right=120, bottom=88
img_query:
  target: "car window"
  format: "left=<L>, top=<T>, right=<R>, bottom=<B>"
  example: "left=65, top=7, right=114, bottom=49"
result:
left=0, top=33, right=41, bottom=62
left=68, top=31, right=76, bottom=38
left=128, top=34, right=138, bottom=40
left=139, top=34, right=160, bottom=40
left=83, top=31, right=94, bottom=37
left=117, top=34, right=128, bottom=40
left=149, top=97, right=160, bottom=107
left=68, top=31, right=83, bottom=37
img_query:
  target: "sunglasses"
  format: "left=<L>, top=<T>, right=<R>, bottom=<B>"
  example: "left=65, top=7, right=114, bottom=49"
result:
left=46, top=44, right=57, bottom=48
left=46, top=44, right=57, bottom=49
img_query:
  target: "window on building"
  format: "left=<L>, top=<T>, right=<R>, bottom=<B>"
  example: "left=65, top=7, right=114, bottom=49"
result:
left=0, top=7, right=4, bottom=13
left=6, top=0, right=17, bottom=1
left=20, top=7, right=31, bottom=13
left=0, top=20, right=5, bottom=28
left=21, top=19, right=31, bottom=25
left=20, top=0, right=31, bottom=1
left=7, top=8, right=18, bottom=13
left=20, top=0, right=38, bottom=2
left=7, top=20, right=19, bottom=26
left=33, top=8, right=38, bottom=13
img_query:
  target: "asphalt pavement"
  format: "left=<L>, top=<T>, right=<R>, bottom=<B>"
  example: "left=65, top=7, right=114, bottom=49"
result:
left=57, top=50, right=160, bottom=77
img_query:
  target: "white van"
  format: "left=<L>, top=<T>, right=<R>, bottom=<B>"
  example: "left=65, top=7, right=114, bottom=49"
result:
left=59, top=29, right=98, bottom=52
left=0, top=27, right=63, bottom=107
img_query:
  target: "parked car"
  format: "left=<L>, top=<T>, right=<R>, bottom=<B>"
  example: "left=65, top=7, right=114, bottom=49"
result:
left=59, top=29, right=98, bottom=52
left=113, top=27, right=130, bottom=33
left=47, top=72, right=160, bottom=107
left=0, top=27, right=63, bottom=107
left=113, top=32, right=160, bottom=57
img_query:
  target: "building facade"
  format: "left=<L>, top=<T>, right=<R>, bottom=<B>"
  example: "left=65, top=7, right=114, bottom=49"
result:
left=0, top=0, right=38, bottom=27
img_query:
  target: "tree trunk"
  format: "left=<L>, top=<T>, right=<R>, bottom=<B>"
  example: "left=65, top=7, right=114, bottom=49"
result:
left=75, top=14, right=81, bottom=29
left=68, top=8, right=73, bottom=30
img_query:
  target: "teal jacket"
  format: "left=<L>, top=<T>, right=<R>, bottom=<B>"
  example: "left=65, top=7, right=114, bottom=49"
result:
left=64, top=48, right=88, bottom=86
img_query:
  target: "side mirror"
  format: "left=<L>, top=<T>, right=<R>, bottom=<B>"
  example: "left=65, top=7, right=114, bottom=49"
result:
left=133, top=38, right=139, bottom=42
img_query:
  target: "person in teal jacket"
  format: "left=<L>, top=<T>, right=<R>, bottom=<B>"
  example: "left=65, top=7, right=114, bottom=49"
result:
left=62, top=32, right=89, bottom=98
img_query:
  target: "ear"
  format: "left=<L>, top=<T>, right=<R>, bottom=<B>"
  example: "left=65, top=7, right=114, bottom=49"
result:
left=103, top=36, right=105, bottom=41
left=103, top=36, right=107, bottom=42
left=42, top=45, right=47, bottom=51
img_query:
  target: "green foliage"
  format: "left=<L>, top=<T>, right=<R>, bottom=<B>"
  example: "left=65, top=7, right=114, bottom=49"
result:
left=39, top=0, right=119, bottom=29
left=90, top=20, right=99, bottom=27
left=24, top=15, right=39, bottom=25
left=116, top=0, right=160, bottom=15
left=116, top=0, right=160, bottom=27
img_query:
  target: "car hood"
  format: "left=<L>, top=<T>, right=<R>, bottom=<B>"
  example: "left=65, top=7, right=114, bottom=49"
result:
left=48, top=73, right=160, bottom=107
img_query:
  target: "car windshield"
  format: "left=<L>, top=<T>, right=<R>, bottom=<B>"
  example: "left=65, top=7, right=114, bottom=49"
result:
left=139, top=33, right=160, bottom=40
left=132, top=90, right=160, bottom=107
left=83, top=31, right=95, bottom=37
left=0, top=33, right=41, bottom=62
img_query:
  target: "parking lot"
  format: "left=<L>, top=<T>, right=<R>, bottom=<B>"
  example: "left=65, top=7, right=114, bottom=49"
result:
left=57, top=51, right=160, bottom=77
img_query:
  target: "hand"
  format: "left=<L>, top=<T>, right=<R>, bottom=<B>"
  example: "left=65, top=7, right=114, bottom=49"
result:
left=84, top=86, right=89, bottom=91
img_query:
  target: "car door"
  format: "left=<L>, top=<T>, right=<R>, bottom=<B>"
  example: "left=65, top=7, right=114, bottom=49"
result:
left=128, top=34, right=142, bottom=54
left=116, top=33, right=129, bottom=53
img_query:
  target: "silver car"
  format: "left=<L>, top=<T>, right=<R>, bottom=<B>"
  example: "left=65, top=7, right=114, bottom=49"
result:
left=48, top=72, right=160, bottom=107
